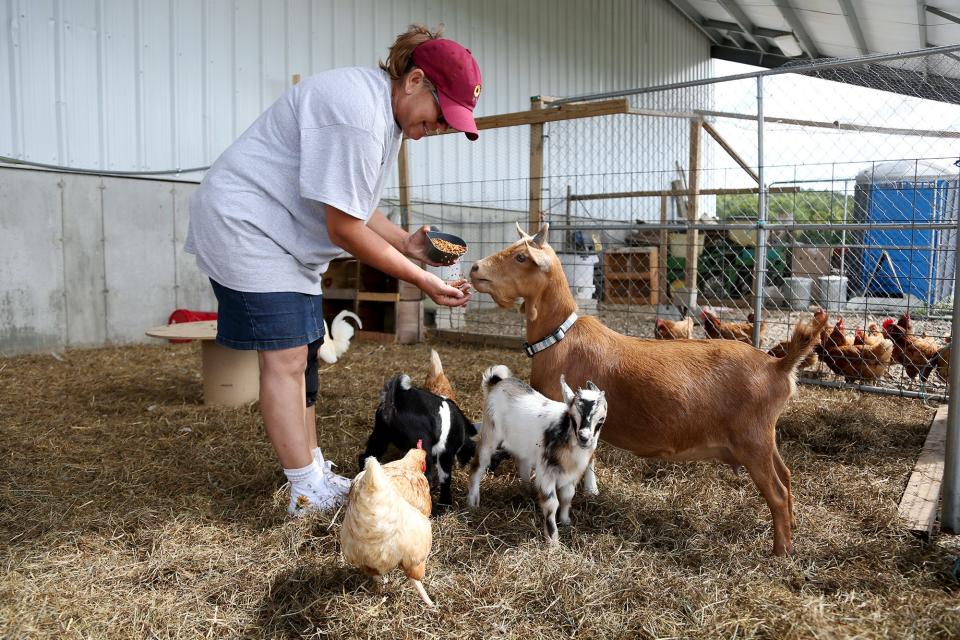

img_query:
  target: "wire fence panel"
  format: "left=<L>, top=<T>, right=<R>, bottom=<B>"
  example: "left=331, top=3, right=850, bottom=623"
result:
left=384, top=47, right=960, bottom=401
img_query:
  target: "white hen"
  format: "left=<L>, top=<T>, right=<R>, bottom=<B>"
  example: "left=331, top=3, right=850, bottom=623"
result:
left=318, top=310, right=363, bottom=364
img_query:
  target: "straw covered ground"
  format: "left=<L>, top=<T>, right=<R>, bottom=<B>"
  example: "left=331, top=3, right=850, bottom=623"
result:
left=1, top=339, right=958, bottom=639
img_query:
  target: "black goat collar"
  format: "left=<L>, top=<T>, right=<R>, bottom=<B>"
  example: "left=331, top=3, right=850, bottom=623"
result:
left=523, top=311, right=578, bottom=358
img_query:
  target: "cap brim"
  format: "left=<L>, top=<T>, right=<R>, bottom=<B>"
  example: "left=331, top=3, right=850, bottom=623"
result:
left=437, top=91, right=479, bottom=141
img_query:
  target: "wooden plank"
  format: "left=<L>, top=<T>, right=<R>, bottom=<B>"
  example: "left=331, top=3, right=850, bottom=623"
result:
left=429, top=329, right=524, bottom=350
left=145, top=320, right=216, bottom=340
left=321, top=287, right=356, bottom=300
left=427, top=98, right=630, bottom=135
left=529, top=98, right=544, bottom=234
left=898, top=404, right=948, bottom=538
left=355, top=330, right=397, bottom=345
left=702, top=120, right=760, bottom=184
left=356, top=291, right=400, bottom=302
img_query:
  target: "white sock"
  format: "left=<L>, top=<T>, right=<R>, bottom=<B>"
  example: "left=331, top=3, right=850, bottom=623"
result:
left=311, top=447, right=324, bottom=466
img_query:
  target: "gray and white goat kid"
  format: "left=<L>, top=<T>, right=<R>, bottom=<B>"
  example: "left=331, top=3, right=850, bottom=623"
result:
left=468, top=365, right=607, bottom=544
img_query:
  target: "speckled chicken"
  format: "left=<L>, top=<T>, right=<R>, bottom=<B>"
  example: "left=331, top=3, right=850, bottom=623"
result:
left=341, top=446, right=434, bottom=606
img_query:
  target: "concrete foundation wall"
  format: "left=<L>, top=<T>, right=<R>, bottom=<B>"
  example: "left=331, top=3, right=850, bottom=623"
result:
left=1, top=167, right=213, bottom=355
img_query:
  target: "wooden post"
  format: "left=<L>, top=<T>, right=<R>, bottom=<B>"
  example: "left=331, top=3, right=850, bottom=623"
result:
left=397, top=138, right=410, bottom=231
left=394, top=138, right=422, bottom=344
left=659, top=194, right=669, bottom=304
left=529, top=97, right=545, bottom=234
left=684, top=118, right=702, bottom=311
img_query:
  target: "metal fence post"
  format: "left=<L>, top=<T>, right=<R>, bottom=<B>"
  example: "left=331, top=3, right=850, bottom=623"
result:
left=942, top=212, right=960, bottom=532
left=752, top=75, right=768, bottom=347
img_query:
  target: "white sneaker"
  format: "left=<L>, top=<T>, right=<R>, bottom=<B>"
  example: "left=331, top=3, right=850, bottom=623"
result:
left=322, top=460, right=353, bottom=493
left=287, top=479, right=345, bottom=517
left=313, top=449, right=352, bottom=494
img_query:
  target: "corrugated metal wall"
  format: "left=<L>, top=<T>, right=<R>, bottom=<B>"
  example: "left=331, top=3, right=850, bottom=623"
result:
left=1, top=0, right=709, bottom=178
left=0, top=0, right=711, bottom=355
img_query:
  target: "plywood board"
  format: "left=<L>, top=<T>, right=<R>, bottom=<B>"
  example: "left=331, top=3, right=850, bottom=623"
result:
left=898, top=405, right=947, bottom=537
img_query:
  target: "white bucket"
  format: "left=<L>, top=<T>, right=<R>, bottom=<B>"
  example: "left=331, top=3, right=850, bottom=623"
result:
left=556, top=253, right=598, bottom=298
left=782, top=277, right=813, bottom=310
left=571, top=284, right=596, bottom=299
left=817, top=275, right=848, bottom=310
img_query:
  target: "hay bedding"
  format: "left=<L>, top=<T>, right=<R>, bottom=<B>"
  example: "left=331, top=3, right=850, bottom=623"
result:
left=0, top=340, right=958, bottom=640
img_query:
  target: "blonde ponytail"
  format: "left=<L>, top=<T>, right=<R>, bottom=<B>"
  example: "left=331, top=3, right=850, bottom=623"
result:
left=379, top=24, right=445, bottom=81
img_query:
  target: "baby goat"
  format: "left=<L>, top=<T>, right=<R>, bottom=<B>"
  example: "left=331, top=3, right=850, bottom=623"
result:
left=468, top=366, right=607, bottom=545
left=359, top=374, right=477, bottom=508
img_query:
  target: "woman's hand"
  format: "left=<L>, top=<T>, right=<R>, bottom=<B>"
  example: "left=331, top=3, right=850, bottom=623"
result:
left=419, top=272, right=472, bottom=308
left=403, top=225, right=458, bottom=267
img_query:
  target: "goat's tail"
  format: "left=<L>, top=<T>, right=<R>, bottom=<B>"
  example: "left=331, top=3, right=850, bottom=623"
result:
left=776, top=309, right=828, bottom=373
left=481, top=365, right=512, bottom=397
left=380, top=374, right=411, bottom=423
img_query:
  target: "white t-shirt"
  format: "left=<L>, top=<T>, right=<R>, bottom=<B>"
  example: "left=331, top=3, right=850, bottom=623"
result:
left=185, top=67, right=403, bottom=294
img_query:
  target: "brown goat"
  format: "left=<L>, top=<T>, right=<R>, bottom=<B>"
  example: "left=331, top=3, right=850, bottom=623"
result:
left=470, top=223, right=827, bottom=556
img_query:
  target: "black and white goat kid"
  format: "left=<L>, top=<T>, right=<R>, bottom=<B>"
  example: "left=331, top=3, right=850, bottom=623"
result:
left=467, top=365, right=607, bottom=545
left=359, top=374, right=477, bottom=509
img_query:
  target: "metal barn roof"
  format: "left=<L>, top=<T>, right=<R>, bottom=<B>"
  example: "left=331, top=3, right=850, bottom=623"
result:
left=664, top=1, right=960, bottom=104
left=665, top=1, right=960, bottom=65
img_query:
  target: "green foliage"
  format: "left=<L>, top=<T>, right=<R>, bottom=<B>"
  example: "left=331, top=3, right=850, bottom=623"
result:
left=716, top=190, right=851, bottom=244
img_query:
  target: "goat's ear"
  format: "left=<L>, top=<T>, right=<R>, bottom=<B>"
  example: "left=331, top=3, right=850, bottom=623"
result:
left=560, top=374, right=575, bottom=404
left=527, top=245, right=552, bottom=272
left=531, top=222, right=550, bottom=248
left=587, top=380, right=599, bottom=392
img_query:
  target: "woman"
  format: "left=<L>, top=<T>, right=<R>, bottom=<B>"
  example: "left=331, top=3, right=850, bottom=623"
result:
left=185, top=25, right=481, bottom=516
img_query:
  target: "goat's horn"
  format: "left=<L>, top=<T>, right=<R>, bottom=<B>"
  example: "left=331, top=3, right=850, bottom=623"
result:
left=515, top=222, right=532, bottom=240
left=531, top=222, right=550, bottom=247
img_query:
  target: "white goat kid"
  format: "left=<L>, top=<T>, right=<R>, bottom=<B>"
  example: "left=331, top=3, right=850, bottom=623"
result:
left=468, top=365, right=607, bottom=544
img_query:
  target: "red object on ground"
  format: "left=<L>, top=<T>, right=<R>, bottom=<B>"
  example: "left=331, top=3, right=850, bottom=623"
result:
left=167, top=309, right=218, bottom=343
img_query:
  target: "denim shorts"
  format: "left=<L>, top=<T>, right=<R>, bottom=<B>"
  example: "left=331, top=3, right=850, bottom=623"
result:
left=210, top=279, right=326, bottom=351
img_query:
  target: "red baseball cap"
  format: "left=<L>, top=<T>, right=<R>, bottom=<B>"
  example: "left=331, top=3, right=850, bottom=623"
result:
left=412, top=39, right=482, bottom=140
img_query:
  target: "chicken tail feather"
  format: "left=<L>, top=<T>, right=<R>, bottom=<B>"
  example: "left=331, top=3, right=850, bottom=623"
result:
left=410, top=579, right=435, bottom=607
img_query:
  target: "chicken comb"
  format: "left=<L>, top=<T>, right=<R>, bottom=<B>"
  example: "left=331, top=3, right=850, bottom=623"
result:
left=882, top=318, right=895, bottom=330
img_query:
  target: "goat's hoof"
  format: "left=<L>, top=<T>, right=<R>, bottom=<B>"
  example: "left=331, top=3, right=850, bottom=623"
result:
left=773, top=543, right=793, bottom=557
left=581, top=486, right=599, bottom=497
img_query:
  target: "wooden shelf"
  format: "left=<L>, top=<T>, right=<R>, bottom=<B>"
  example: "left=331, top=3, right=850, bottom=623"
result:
left=322, top=257, right=418, bottom=342
left=357, top=291, right=400, bottom=302
left=602, top=247, right=659, bottom=305
left=604, top=271, right=653, bottom=280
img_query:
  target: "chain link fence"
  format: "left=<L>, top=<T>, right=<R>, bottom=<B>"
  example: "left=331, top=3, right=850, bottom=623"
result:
left=387, top=46, right=960, bottom=401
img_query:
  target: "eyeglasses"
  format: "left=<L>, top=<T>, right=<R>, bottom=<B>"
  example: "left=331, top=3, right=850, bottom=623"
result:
left=430, top=89, right=447, bottom=126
